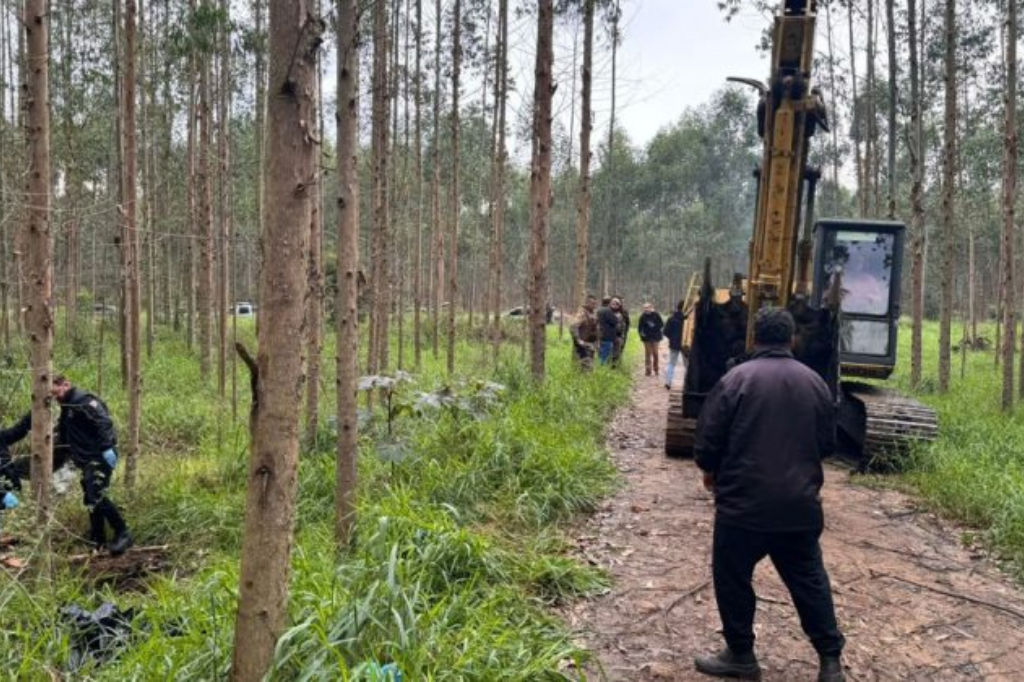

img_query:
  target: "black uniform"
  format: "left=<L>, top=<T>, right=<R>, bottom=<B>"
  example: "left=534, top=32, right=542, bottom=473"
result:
left=0, top=413, right=32, bottom=494
left=695, top=348, right=844, bottom=659
left=55, top=388, right=128, bottom=546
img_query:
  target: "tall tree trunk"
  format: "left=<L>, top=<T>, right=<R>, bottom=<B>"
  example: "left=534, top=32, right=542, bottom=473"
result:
left=490, top=0, right=508, bottom=360
left=573, top=0, right=594, bottom=313
left=1003, top=0, right=1017, bottom=409
left=528, top=0, right=553, bottom=382
left=938, top=0, right=956, bottom=393
left=230, top=6, right=320, bottom=679
left=431, top=0, right=443, bottom=360
left=305, top=50, right=324, bottom=443
left=23, top=0, right=54, bottom=546
left=0, top=1, right=8, bottom=346
left=254, top=0, right=265, bottom=260
left=197, top=22, right=214, bottom=378
left=908, top=0, right=925, bottom=389
left=885, top=0, right=897, bottom=220
left=413, top=0, right=423, bottom=370
left=186, top=20, right=197, bottom=349
left=848, top=2, right=865, bottom=217
left=335, top=0, right=359, bottom=547
left=369, top=0, right=389, bottom=376
left=605, top=1, right=619, bottom=291
left=217, top=0, right=233, bottom=400
left=446, top=0, right=461, bottom=376
left=123, top=0, right=142, bottom=488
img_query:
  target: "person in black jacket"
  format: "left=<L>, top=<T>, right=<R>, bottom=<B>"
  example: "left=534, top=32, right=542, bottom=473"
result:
left=596, top=298, right=620, bottom=365
left=637, top=302, right=664, bottom=376
left=693, top=309, right=844, bottom=682
left=662, top=299, right=687, bottom=389
left=51, top=375, right=133, bottom=555
left=0, top=412, right=31, bottom=529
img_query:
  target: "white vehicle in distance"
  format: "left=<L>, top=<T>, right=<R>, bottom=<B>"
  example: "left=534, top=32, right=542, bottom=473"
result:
left=231, top=302, right=257, bottom=318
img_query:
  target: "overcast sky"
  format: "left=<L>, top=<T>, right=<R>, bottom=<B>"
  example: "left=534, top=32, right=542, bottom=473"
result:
left=606, top=0, right=771, bottom=148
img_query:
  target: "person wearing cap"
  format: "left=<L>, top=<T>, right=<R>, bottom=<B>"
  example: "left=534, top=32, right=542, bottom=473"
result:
left=51, top=374, right=133, bottom=555
left=693, top=308, right=845, bottom=682
left=637, top=302, right=665, bottom=377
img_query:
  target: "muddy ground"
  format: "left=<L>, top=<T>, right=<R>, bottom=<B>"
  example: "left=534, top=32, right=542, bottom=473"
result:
left=565, top=352, right=1024, bottom=680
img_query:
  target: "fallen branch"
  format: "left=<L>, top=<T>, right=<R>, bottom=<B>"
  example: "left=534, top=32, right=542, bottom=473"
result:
left=66, top=544, right=170, bottom=563
left=664, top=579, right=711, bottom=615
left=872, top=570, right=1024, bottom=622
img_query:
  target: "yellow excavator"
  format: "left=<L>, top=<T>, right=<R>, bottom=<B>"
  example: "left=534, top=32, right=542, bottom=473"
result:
left=665, top=0, right=937, bottom=469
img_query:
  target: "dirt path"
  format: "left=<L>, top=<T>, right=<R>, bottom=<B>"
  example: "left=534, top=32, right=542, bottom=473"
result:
left=566, top=354, right=1024, bottom=680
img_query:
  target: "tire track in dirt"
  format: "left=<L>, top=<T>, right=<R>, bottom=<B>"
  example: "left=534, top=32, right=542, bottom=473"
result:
left=565, top=349, right=1024, bottom=680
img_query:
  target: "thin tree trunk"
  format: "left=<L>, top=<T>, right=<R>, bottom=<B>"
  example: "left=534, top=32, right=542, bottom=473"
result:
left=446, top=0, right=461, bottom=376
left=23, top=0, right=54, bottom=553
left=413, top=0, right=423, bottom=370
left=885, top=0, right=897, bottom=220
left=217, top=0, right=232, bottom=400
left=335, top=0, right=359, bottom=548
left=197, top=21, right=214, bottom=379
left=229, top=6, right=320, bottom=679
left=573, top=0, right=594, bottom=313
left=490, top=0, right=508, bottom=361
left=528, top=0, right=553, bottom=382
left=848, top=2, right=865, bottom=217
left=123, top=0, right=142, bottom=489
left=431, top=0, right=443, bottom=360
left=908, top=0, right=925, bottom=389
left=938, top=0, right=956, bottom=393
left=186, top=18, right=197, bottom=349
left=605, top=1, right=619, bottom=291
left=369, top=0, right=389, bottom=376
left=305, top=50, right=324, bottom=443
left=1003, top=0, right=1017, bottom=409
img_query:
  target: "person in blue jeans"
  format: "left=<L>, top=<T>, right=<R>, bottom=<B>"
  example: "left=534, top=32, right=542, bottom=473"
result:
left=662, top=299, right=688, bottom=389
left=596, top=297, right=622, bottom=365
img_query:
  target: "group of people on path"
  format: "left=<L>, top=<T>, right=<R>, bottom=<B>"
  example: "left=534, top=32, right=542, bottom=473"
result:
left=0, top=375, right=133, bottom=556
left=570, top=296, right=688, bottom=389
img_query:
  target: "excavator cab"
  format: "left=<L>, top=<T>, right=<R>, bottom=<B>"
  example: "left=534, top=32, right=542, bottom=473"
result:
left=811, top=219, right=905, bottom=379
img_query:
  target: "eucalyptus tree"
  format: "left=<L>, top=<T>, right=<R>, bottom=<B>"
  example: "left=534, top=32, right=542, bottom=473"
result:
left=230, top=3, right=321, bottom=678
left=1002, top=0, right=1016, bottom=409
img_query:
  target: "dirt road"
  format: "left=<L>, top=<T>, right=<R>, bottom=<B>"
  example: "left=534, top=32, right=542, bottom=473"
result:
left=567, top=357, right=1024, bottom=680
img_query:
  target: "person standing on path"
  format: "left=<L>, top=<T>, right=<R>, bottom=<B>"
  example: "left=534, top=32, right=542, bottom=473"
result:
left=51, top=374, right=134, bottom=556
left=662, top=300, right=687, bottom=389
left=570, top=295, right=600, bottom=371
left=596, top=297, right=621, bottom=366
left=693, top=308, right=845, bottom=682
left=637, top=302, right=664, bottom=377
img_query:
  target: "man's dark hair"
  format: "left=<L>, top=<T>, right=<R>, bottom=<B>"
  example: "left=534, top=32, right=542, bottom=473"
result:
left=676, top=299, right=686, bottom=312
left=753, top=308, right=795, bottom=347
left=601, top=297, right=611, bottom=305
left=53, top=373, right=70, bottom=385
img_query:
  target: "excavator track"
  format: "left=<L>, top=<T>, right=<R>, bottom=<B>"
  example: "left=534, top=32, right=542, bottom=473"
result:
left=840, top=382, right=938, bottom=469
left=665, top=389, right=697, bottom=458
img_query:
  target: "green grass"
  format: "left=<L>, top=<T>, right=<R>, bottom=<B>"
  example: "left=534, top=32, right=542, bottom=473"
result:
left=0, top=318, right=633, bottom=679
left=882, top=319, right=1024, bottom=576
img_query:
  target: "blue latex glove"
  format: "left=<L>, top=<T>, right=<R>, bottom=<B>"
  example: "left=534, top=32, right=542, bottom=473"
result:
left=103, top=449, right=118, bottom=469
left=2, top=491, right=18, bottom=510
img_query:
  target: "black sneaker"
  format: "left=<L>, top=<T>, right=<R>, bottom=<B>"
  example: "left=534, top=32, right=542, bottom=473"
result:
left=818, top=655, right=845, bottom=682
left=694, top=647, right=762, bottom=680
left=108, top=531, right=134, bottom=556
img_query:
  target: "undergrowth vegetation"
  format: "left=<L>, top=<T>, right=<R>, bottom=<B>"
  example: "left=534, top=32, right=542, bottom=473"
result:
left=884, top=320, right=1024, bottom=576
left=0, top=318, right=633, bottom=679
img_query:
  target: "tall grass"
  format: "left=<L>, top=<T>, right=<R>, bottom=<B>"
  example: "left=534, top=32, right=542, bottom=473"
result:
left=883, top=319, right=1024, bottom=575
left=0, top=318, right=632, bottom=678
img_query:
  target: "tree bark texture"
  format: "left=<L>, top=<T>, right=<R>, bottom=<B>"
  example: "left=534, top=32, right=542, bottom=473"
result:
left=446, top=0, right=461, bottom=377
left=335, top=0, right=359, bottom=547
left=123, top=0, right=142, bottom=488
left=938, top=0, right=956, bottom=394
left=229, top=4, right=320, bottom=678
left=908, top=0, right=925, bottom=389
left=573, top=0, right=594, bottom=313
left=23, top=0, right=54, bottom=530
left=528, top=0, right=553, bottom=382
left=1003, top=0, right=1017, bottom=410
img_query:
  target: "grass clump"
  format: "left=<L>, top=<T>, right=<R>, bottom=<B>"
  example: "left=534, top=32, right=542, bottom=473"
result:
left=0, top=323, right=633, bottom=678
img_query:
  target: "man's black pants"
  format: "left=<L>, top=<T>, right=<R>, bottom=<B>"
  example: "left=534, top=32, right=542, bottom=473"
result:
left=712, top=518, right=844, bottom=657
left=80, top=460, right=127, bottom=543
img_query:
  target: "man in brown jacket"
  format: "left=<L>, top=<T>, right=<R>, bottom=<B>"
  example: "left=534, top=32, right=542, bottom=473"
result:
left=693, top=308, right=845, bottom=682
